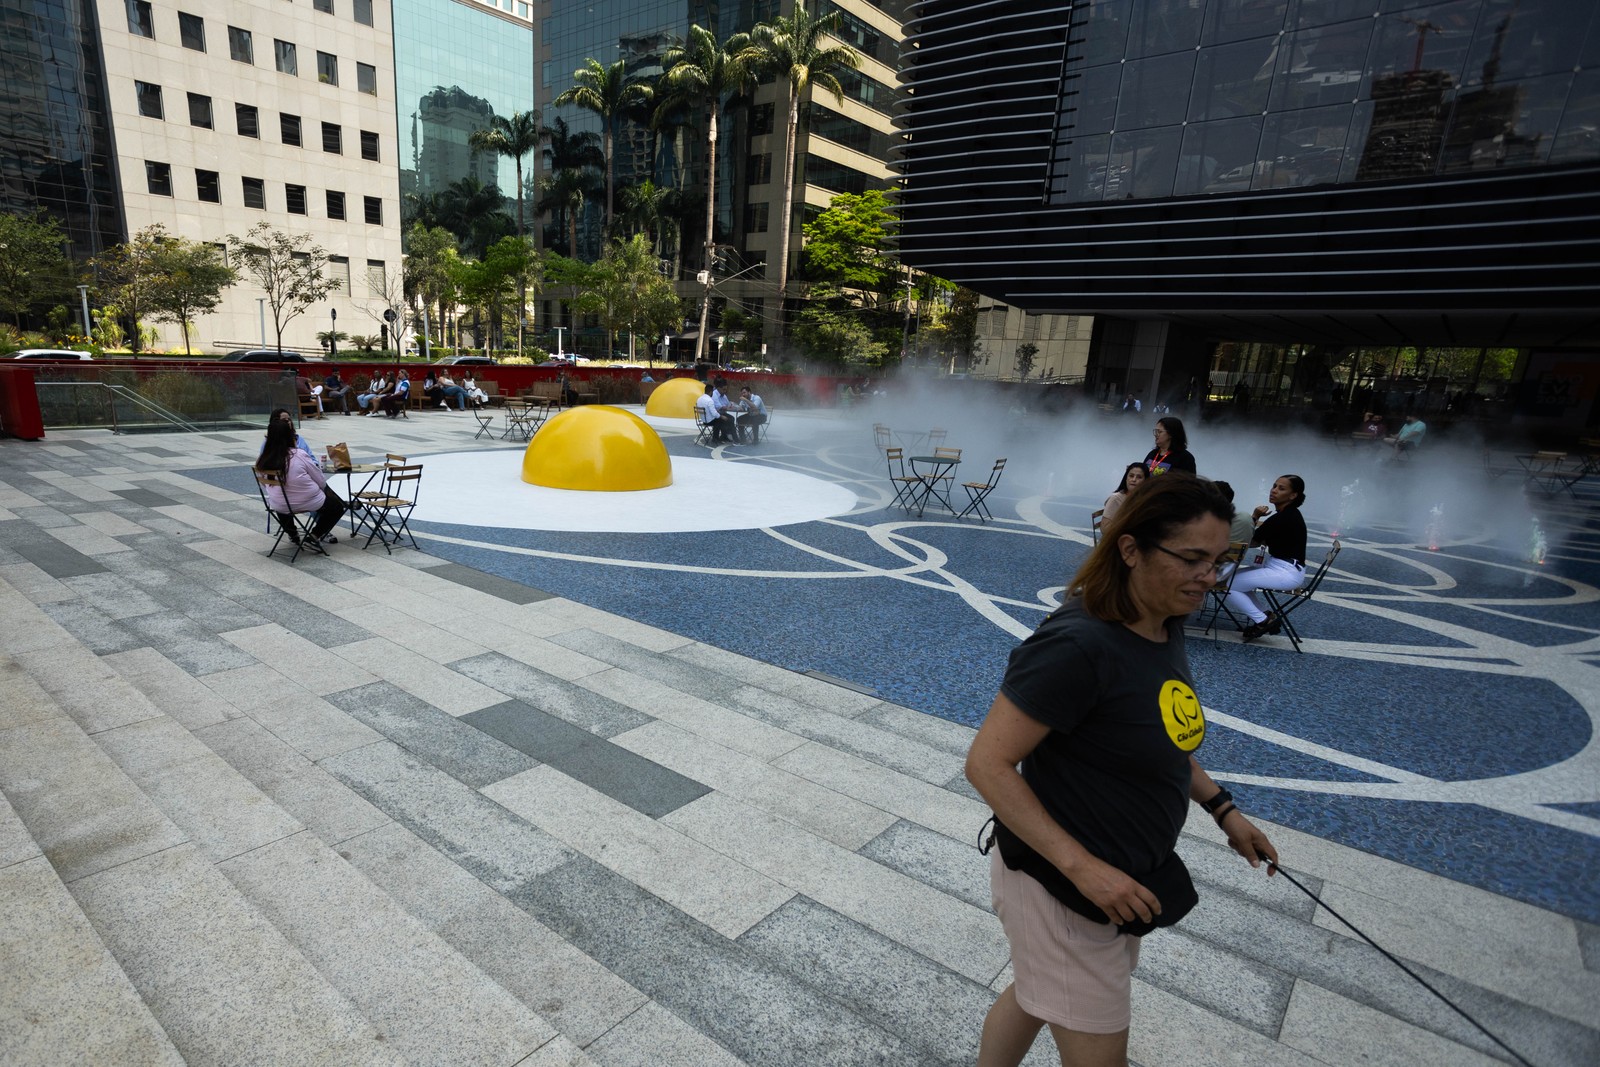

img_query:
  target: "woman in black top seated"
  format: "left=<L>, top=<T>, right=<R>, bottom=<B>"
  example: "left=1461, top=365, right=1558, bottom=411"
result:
left=1143, top=417, right=1197, bottom=477
left=966, top=476, right=1277, bottom=1067
left=1223, top=474, right=1309, bottom=642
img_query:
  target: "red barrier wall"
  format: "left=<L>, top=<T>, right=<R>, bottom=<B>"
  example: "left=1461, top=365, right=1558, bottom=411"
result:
left=0, top=366, right=45, bottom=440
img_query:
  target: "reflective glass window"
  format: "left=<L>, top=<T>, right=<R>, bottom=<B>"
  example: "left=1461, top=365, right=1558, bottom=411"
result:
left=281, top=113, right=302, bottom=146
left=145, top=161, right=172, bottom=196
left=1460, top=0, right=1590, bottom=86
left=1049, top=133, right=1112, bottom=201
left=1292, top=0, right=1380, bottom=29
left=318, top=52, right=339, bottom=85
left=322, top=122, right=343, bottom=153
left=357, top=62, right=378, bottom=96
left=127, top=0, right=154, bottom=38
left=1203, top=0, right=1288, bottom=44
left=1361, top=1, right=1478, bottom=100
left=327, top=190, right=347, bottom=220
left=178, top=12, right=204, bottom=52
left=187, top=92, right=212, bottom=129
left=1188, top=34, right=1276, bottom=121
left=229, top=26, right=253, bottom=64
left=1068, top=64, right=1123, bottom=135
left=275, top=40, right=297, bottom=76
left=314, top=0, right=334, bottom=12
left=135, top=80, right=163, bottom=119
left=242, top=177, right=266, bottom=209
left=196, top=170, right=221, bottom=203
left=286, top=184, right=308, bottom=214
left=1126, top=0, right=1204, bottom=57
left=1080, top=0, right=1133, bottom=64
left=236, top=103, right=260, bottom=138
left=1108, top=126, right=1183, bottom=197
left=1269, top=19, right=1373, bottom=112
left=354, top=0, right=374, bottom=26
left=1550, top=68, right=1600, bottom=162
left=1441, top=71, right=1572, bottom=170
left=748, top=153, right=773, bottom=183
left=1117, top=52, right=1196, bottom=129
left=1260, top=104, right=1353, bottom=186
left=1174, top=115, right=1266, bottom=192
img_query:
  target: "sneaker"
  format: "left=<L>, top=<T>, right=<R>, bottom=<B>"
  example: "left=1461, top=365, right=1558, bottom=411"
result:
left=440, top=402, right=449, bottom=408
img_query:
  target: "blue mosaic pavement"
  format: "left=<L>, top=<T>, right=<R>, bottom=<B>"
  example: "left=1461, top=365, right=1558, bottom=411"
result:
left=190, top=417, right=1600, bottom=926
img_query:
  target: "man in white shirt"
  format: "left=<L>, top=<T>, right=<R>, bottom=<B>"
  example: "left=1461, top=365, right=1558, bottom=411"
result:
left=737, top=386, right=767, bottom=443
left=694, top=384, right=731, bottom=443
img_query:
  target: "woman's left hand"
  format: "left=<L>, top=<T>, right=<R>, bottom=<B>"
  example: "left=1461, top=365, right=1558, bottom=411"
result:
left=1218, top=809, right=1278, bottom=872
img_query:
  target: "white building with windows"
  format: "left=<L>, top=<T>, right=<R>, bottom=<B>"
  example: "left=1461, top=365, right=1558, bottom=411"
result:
left=101, top=0, right=403, bottom=352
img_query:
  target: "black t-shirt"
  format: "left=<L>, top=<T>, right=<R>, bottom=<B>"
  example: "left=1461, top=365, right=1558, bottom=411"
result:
left=1253, top=506, right=1307, bottom=567
left=1143, top=447, right=1197, bottom=476
left=1000, top=600, right=1204, bottom=876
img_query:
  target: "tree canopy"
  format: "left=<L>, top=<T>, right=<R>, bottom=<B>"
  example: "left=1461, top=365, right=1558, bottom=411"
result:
left=0, top=211, right=75, bottom=328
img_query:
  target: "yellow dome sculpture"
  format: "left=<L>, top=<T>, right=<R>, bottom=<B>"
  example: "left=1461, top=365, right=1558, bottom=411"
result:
left=522, top=405, right=673, bottom=491
left=643, top=376, right=705, bottom=419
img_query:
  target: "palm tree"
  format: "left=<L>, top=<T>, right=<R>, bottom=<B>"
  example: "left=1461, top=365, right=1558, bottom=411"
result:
left=741, top=2, right=861, bottom=341
left=660, top=24, right=754, bottom=361
left=468, top=111, right=544, bottom=245
left=554, top=58, right=653, bottom=240
left=539, top=168, right=600, bottom=258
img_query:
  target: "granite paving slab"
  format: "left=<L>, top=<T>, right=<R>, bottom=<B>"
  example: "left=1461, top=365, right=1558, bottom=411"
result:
left=327, top=682, right=536, bottom=788
left=449, top=652, right=652, bottom=737
left=118, top=610, right=258, bottom=675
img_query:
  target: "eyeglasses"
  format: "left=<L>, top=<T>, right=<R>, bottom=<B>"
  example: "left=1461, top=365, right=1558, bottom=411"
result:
left=1150, top=543, right=1228, bottom=577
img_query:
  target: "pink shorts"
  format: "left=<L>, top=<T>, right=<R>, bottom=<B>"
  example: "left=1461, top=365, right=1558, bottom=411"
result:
left=991, top=850, right=1140, bottom=1034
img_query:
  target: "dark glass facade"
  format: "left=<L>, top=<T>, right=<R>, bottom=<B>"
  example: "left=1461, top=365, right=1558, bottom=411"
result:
left=0, top=0, right=126, bottom=260
left=1049, top=0, right=1600, bottom=204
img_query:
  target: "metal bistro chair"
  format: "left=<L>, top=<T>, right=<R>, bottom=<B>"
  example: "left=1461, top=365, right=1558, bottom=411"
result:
left=693, top=405, right=716, bottom=446
left=253, top=469, right=326, bottom=562
left=1259, top=539, right=1341, bottom=653
left=1091, top=509, right=1105, bottom=545
left=883, top=447, right=922, bottom=511
left=1199, top=541, right=1251, bottom=638
left=958, top=458, right=1006, bottom=522
left=471, top=406, right=497, bottom=440
left=358, top=464, right=423, bottom=553
left=873, top=423, right=892, bottom=456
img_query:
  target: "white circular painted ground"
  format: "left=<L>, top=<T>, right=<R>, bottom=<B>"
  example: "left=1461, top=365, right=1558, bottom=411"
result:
left=408, top=448, right=859, bottom=532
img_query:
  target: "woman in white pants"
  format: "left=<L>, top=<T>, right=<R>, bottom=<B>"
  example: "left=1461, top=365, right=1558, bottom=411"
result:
left=1224, top=475, right=1307, bottom=642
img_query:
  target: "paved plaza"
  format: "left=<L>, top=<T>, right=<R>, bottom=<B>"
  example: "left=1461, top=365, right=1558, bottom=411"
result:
left=1, top=397, right=1596, bottom=1066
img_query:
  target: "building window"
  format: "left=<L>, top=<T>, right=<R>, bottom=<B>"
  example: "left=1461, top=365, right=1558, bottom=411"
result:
left=187, top=93, right=212, bottom=129
left=366, top=260, right=386, bottom=296
left=145, top=161, right=172, bottom=197
left=242, top=177, right=266, bottom=210
left=326, top=190, right=346, bottom=220
left=327, top=255, right=351, bottom=291
left=285, top=184, right=308, bottom=215
left=228, top=26, right=253, bottom=64
left=750, top=102, right=775, bottom=137
left=127, top=0, right=153, bottom=38
left=135, top=81, right=163, bottom=119
left=356, top=62, right=377, bottom=96
left=747, top=153, right=772, bottom=184
left=744, top=202, right=769, bottom=233
left=363, top=196, right=382, bottom=225
left=353, top=0, right=373, bottom=25
left=236, top=103, right=259, bottom=138
left=178, top=12, right=205, bottom=51
left=321, top=122, right=342, bottom=154
left=275, top=39, right=297, bottom=76
left=314, top=0, right=334, bottom=11
left=280, top=113, right=301, bottom=146
left=317, top=51, right=338, bottom=86
left=359, top=130, right=379, bottom=161
left=196, top=170, right=220, bottom=203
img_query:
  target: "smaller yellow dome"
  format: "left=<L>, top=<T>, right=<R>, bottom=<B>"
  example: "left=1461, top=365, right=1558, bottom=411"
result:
left=522, top=405, right=672, bottom=491
left=643, top=376, right=706, bottom=419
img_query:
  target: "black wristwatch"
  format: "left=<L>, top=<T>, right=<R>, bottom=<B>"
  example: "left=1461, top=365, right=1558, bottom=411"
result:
left=1200, top=788, right=1234, bottom=816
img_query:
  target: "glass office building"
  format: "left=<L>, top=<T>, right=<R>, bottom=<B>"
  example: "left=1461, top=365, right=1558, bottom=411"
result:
left=0, top=0, right=125, bottom=259
left=392, top=0, right=533, bottom=223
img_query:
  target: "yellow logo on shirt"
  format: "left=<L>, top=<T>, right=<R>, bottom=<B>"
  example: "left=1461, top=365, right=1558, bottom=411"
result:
left=1159, top=680, right=1205, bottom=751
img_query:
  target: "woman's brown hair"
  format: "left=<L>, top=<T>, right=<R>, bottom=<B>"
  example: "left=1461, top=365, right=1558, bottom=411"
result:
left=1069, top=474, right=1233, bottom=623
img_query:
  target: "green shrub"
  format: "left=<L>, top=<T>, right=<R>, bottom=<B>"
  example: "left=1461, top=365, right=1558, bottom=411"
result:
left=138, top=371, right=227, bottom=418
left=587, top=374, right=638, bottom=404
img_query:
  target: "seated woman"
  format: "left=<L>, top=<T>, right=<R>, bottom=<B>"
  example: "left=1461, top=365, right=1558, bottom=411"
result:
left=268, top=408, right=315, bottom=458
left=255, top=418, right=345, bottom=547
left=461, top=373, right=489, bottom=407
left=422, top=369, right=442, bottom=406
left=435, top=370, right=470, bottom=410
left=1223, top=474, right=1308, bottom=642
left=376, top=371, right=411, bottom=417
left=357, top=373, right=389, bottom=412
left=1100, top=463, right=1146, bottom=527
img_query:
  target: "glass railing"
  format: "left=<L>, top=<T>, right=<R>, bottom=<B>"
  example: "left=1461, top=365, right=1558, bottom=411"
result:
left=30, top=364, right=299, bottom=433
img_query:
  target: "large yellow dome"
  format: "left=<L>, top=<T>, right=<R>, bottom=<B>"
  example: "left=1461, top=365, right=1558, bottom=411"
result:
left=521, top=406, right=673, bottom=491
left=643, top=376, right=705, bottom=419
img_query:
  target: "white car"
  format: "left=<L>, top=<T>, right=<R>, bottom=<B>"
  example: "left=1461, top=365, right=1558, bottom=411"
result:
left=11, top=348, right=95, bottom=360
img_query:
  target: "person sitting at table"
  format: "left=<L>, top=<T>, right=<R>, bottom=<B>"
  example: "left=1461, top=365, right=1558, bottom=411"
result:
left=256, top=418, right=345, bottom=547
left=322, top=370, right=355, bottom=415
left=1101, top=463, right=1146, bottom=527
left=357, top=373, right=389, bottom=412
left=1360, top=411, right=1385, bottom=438
left=696, top=383, right=732, bottom=443
left=1225, top=474, right=1309, bottom=642
left=736, top=385, right=767, bottom=443
left=375, top=371, right=410, bottom=417
left=436, top=370, right=470, bottom=410
left=269, top=408, right=315, bottom=457
left=1391, top=414, right=1425, bottom=457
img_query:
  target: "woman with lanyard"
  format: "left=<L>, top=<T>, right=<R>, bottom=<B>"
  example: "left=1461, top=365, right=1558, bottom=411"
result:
left=1225, top=474, right=1309, bottom=642
left=1143, top=417, right=1196, bottom=477
left=967, top=475, right=1277, bottom=1067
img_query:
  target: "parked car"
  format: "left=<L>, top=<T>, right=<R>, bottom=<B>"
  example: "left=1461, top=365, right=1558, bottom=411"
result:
left=10, top=348, right=95, bottom=360
left=431, top=355, right=497, bottom=366
left=220, top=348, right=307, bottom=362
left=535, top=358, right=575, bottom=368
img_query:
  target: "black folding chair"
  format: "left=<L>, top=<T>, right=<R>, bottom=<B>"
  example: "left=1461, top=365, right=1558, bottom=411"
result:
left=358, top=464, right=423, bottom=553
left=1260, top=540, right=1342, bottom=653
left=1091, top=509, right=1105, bottom=545
left=253, top=470, right=326, bottom=562
left=1199, top=542, right=1250, bottom=637
left=958, top=458, right=1006, bottom=522
left=471, top=407, right=497, bottom=440
left=884, top=447, right=921, bottom=511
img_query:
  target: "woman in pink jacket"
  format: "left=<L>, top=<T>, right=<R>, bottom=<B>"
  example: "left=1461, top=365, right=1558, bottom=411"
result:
left=256, top=419, right=346, bottom=546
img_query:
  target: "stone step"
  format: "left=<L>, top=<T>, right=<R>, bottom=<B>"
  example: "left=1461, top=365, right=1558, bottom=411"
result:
left=0, top=787, right=183, bottom=1066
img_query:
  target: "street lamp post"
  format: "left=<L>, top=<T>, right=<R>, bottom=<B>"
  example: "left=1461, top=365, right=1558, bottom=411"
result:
left=329, top=307, right=338, bottom=360
left=76, top=285, right=91, bottom=340
left=257, top=298, right=266, bottom=347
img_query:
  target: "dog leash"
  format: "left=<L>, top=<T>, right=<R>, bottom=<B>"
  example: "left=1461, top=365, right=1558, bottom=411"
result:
left=1263, top=857, right=1538, bottom=1067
